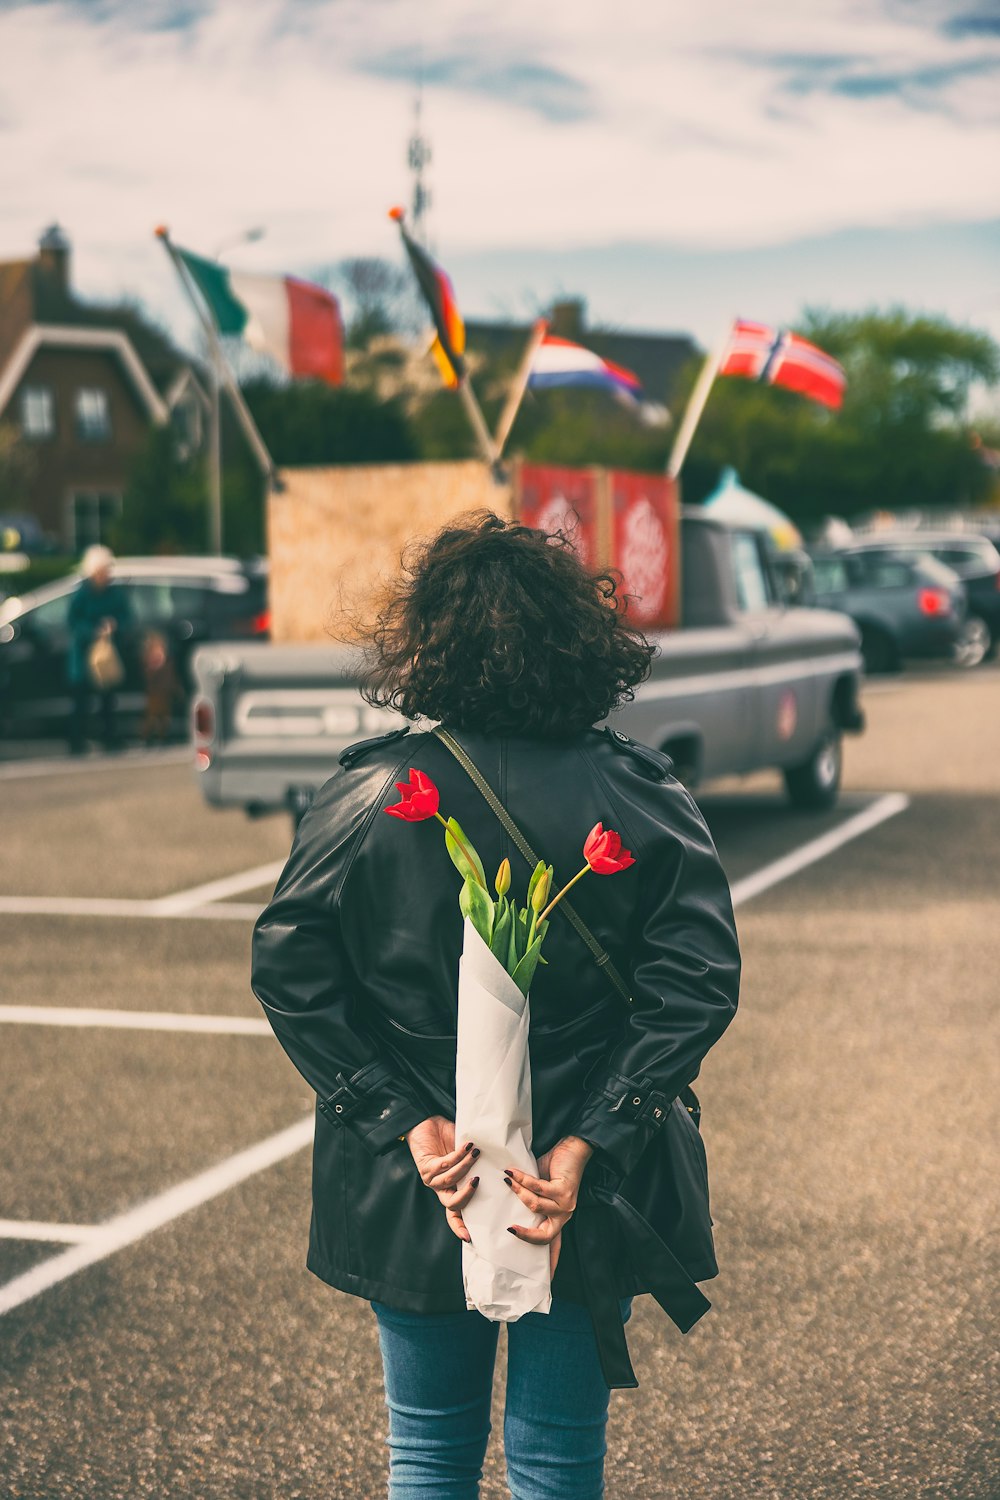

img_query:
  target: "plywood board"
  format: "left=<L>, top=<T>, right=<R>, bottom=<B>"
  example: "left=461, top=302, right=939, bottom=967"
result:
left=269, top=462, right=513, bottom=643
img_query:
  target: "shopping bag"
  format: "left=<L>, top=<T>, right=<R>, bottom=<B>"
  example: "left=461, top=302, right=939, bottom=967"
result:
left=87, top=633, right=125, bottom=690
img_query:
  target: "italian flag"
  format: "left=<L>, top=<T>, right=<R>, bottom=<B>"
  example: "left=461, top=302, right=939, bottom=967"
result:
left=175, top=244, right=344, bottom=386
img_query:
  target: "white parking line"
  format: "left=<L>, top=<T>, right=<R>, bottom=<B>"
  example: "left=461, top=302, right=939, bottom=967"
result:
left=729, top=792, right=910, bottom=908
left=0, top=1116, right=314, bottom=1318
left=0, top=1220, right=104, bottom=1244
left=0, top=859, right=282, bottom=921
left=0, top=1006, right=271, bottom=1035
left=0, top=896, right=263, bottom=921
left=151, top=860, right=284, bottom=915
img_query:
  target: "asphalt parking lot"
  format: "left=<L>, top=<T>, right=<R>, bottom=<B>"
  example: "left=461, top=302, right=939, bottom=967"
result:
left=1, top=668, right=998, bottom=1499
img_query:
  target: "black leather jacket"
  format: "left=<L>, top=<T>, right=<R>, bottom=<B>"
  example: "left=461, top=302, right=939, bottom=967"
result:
left=251, top=724, right=741, bottom=1387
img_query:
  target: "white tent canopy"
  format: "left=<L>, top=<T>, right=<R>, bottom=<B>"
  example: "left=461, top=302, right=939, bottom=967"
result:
left=703, top=467, right=803, bottom=551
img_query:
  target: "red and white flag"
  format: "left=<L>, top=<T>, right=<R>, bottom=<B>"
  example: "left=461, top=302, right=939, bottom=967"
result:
left=720, top=319, right=846, bottom=410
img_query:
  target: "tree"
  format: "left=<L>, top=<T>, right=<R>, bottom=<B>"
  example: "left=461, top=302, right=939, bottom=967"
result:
left=506, top=388, right=670, bottom=471
left=111, top=427, right=268, bottom=557
left=685, top=308, right=1000, bottom=526
left=111, top=428, right=210, bottom=554
left=0, top=424, right=37, bottom=510
left=242, top=379, right=418, bottom=466
left=335, top=257, right=414, bottom=349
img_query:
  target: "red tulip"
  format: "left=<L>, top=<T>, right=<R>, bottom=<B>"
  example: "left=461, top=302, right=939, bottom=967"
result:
left=583, top=822, right=635, bottom=875
left=385, top=768, right=440, bottom=821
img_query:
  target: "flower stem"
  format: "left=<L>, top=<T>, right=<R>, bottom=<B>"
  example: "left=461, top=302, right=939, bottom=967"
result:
left=538, top=863, right=590, bottom=924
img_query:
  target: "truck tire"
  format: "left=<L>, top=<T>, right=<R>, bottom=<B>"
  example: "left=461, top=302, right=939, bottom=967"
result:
left=859, top=625, right=899, bottom=675
left=784, top=730, right=842, bottom=811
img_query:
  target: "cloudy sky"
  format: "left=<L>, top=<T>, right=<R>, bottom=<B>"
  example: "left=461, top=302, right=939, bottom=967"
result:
left=1, top=0, right=998, bottom=354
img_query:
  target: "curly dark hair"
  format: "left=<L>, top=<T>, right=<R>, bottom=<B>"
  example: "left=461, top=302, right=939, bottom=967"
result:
left=360, top=511, right=656, bottom=737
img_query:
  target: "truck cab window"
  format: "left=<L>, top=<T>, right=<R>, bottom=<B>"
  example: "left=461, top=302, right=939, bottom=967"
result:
left=812, top=557, right=850, bottom=594
left=730, top=533, right=772, bottom=613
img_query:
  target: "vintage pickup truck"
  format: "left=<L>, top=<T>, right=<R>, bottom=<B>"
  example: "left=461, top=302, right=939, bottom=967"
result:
left=191, top=509, right=865, bottom=824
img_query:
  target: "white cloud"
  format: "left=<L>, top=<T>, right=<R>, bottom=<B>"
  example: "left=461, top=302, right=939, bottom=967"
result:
left=0, top=0, right=997, bottom=340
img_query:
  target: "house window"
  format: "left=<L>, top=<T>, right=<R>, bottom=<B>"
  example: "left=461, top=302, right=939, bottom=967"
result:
left=171, top=394, right=203, bottom=459
left=21, top=385, right=55, bottom=439
left=75, top=387, right=112, bottom=442
left=71, top=492, right=121, bottom=549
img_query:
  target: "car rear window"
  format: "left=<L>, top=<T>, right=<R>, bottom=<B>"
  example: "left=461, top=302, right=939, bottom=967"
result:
left=811, top=557, right=850, bottom=593
left=932, top=543, right=998, bottom=573
left=852, top=553, right=914, bottom=588
left=914, top=555, right=962, bottom=587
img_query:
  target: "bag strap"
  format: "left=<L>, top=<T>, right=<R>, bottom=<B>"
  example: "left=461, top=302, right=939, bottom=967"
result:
left=432, top=726, right=633, bottom=1006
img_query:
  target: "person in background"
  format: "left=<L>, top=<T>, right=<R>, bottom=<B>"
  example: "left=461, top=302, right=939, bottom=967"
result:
left=139, top=629, right=181, bottom=746
left=67, top=544, right=132, bottom=755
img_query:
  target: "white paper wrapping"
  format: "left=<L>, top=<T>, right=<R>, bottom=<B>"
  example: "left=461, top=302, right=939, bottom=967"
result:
left=454, top=918, right=552, bottom=1321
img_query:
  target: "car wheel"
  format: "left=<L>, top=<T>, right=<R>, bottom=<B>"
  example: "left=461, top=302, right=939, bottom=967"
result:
left=784, top=730, right=843, bottom=812
left=860, top=625, right=899, bottom=675
left=952, top=616, right=991, bottom=669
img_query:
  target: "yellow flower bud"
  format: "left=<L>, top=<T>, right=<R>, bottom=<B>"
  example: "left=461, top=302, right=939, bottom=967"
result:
left=495, top=858, right=511, bottom=897
left=530, top=868, right=551, bottom=913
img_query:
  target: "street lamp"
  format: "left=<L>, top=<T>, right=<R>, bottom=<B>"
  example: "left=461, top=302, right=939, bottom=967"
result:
left=213, top=226, right=266, bottom=260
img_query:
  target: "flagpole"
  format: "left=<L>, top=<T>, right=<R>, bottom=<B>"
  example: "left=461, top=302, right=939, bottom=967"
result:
left=665, top=325, right=733, bottom=479
left=208, top=348, right=222, bottom=554
left=456, top=375, right=502, bottom=472
left=493, top=318, right=548, bottom=460
left=389, top=206, right=503, bottom=480
left=155, top=228, right=279, bottom=546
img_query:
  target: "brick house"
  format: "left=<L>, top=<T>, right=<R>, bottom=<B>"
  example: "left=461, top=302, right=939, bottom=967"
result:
left=0, top=226, right=210, bottom=548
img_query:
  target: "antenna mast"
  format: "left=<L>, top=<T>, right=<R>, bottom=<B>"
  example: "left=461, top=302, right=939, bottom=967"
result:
left=408, top=87, right=432, bottom=246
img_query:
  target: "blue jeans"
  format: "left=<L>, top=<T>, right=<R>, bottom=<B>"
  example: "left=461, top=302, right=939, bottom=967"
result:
left=371, top=1297, right=631, bottom=1499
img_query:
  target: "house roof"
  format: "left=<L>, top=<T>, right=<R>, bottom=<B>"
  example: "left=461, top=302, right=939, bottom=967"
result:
left=0, top=233, right=201, bottom=402
left=0, top=326, right=169, bottom=425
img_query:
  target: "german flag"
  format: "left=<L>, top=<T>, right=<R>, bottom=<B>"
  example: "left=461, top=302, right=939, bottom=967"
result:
left=389, top=207, right=466, bottom=389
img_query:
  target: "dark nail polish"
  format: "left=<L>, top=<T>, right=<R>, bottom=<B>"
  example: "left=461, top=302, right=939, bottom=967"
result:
left=472, top=1177, right=480, bottom=1188
left=464, top=1142, right=474, bottom=1152
left=471, top=1148, right=481, bottom=1159
left=504, top=1176, right=513, bottom=1187
left=507, top=1227, right=517, bottom=1236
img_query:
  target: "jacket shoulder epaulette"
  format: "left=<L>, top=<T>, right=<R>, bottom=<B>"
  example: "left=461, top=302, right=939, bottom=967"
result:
left=600, top=726, right=673, bottom=782
left=339, top=725, right=410, bottom=769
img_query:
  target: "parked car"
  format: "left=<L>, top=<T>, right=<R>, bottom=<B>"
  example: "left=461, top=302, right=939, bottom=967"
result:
left=192, top=513, right=866, bottom=824
left=807, top=547, right=966, bottom=674
left=843, top=532, right=1000, bottom=666
left=0, top=556, right=268, bottom=737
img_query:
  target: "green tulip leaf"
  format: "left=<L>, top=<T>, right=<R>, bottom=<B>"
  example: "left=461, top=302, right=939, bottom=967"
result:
left=459, top=876, right=494, bottom=946
left=445, top=818, right=487, bottom=890
left=511, top=933, right=546, bottom=996
left=490, top=904, right=512, bottom=960
left=507, top=905, right=521, bottom=970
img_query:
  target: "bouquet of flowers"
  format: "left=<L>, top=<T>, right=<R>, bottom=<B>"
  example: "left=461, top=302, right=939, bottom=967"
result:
left=387, top=767, right=635, bottom=1321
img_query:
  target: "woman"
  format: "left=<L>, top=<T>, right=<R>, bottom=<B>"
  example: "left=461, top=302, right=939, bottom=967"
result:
left=67, top=544, right=131, bottom=754
left=251, top=512, right=741, bottom=1499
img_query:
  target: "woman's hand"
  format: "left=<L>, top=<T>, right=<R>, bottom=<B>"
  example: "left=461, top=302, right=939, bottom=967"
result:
left=405, top=1116, right=480, bottom=1243
left=505, top=1134, right=594, bottom=1276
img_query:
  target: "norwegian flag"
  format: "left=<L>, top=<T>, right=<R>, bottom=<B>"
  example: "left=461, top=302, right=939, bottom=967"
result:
left=720, top=319, right=846, bottom=410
